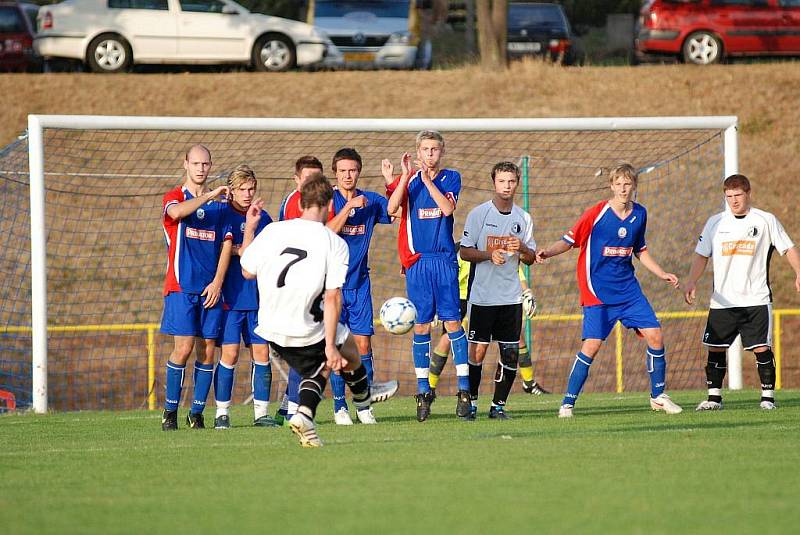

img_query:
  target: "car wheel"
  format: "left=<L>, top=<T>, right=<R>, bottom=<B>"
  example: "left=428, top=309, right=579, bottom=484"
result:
left=87, top=33, right=132, bottom=73
left=253, top=34, right=295, bottom=72
left=682, top=31, right=722, bottom=65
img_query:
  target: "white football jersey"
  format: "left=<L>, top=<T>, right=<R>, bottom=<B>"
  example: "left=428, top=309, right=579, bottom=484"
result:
left=240, top=218, right=349, bottom=347
left=695, top=207, right=794, bottom=309
left=461, top=200, right=536, bottom=306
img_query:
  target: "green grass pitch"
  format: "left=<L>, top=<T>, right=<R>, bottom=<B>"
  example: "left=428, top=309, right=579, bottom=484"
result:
left=2, top=390, right=799, bottom=534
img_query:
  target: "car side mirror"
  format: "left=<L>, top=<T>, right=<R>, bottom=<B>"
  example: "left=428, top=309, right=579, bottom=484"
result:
left=222, top=6, right=238, bottom=15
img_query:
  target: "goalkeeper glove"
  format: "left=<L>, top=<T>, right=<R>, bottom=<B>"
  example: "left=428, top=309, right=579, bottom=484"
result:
left=521, top=289, right=537, bottom=319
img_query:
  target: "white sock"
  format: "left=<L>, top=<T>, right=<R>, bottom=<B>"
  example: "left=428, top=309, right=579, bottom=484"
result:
left=254, top=400, right=269, bottom=419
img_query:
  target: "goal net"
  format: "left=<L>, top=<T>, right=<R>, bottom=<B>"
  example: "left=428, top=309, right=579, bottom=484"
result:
left=1, top=116, right=743, bottom=413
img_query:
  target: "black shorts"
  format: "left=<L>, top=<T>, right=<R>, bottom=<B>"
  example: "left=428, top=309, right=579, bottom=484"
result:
left=467, top=303, right=522, bottom=344
left=703, top=305, right=772, bottom=350
left=442, top=299, right=469, bottom=335
left=269, top=339, right=327, bottom=378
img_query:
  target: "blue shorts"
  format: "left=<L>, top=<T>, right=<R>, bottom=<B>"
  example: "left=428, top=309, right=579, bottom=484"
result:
left=582, top=293, right=660, bottom=341
left=160, top=291, right=223, bottom=339
left=218, top=309, right=266, bottom=346
left=405, top=255, right=461, bottom=324
left=341, top=279, right=374, bottom=336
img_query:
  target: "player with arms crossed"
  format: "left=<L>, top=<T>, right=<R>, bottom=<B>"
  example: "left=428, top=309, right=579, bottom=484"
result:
left=326, top=148, right=398, bottom=425
left=240, top=174, right=373, bottom=447
left=161, top=144, right=232, bottom=430
left=385, top=130, right=471, bottom=422
left=212, top=165, right=278, bottom=429
left=536, top=163, right=682, bottom=418
left=460, top=161, right=537, bottom=420
left=683, top=174, right=800, bottom=411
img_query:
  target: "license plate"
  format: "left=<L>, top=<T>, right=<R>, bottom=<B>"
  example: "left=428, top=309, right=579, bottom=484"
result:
left=507, top=42, right=541, bottom=52
left=344, top=52, right=376, bottom=63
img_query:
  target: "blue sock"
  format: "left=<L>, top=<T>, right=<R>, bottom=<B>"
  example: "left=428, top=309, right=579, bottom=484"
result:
left=647, top=346, right=666, bottom=398
left=252, top=362, right=271, bottom=403
left=164, top=361, right=185, bottom=412
left=361, top=353, right=374, bottom=384
left=563, top=352, right=593, bottom=406
left=287, top=367, right=301, bottom=407
left=191, top=362, right=214, bottom=414
left=213, top=361, right=235, bottom=404
left=330, top=371, right=348, bottom=412
left=413, top=333, right=431, bottom=394
left=448, top=328, right=470, bottom=392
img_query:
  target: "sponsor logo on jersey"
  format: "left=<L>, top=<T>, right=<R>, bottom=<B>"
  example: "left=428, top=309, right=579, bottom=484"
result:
left=418, top=207, right=442, bottom=219
left=617, top=227, right=627, bottom=238
left=196, top=208, right=205, bottom=220
left=747, top=226, right=759, bottom=238
left=602, top=246, right=633, bottom=257
left=341, top=224, right=366, bottom=236
left=722, top=240, right=755, bottom=256
left=186, top=227, right=216, bottom=241
left=487, top=235, right=514, bottom=252
left=512, top=222, right=521, bottom=234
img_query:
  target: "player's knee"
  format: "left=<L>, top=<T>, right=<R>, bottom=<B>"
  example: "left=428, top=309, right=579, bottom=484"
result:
left=643, top=329, right=663, bottom=349
left=581, top=339, right=602, bottom=357
left=443, top=320, right=462, bottom=333
left=221, top=346, right=240, bottom=366
left=414, top=323, right=432, bottom=335
left=707, top=350, right=727, bottom=368
left=472, top=344, right=488, bottom=364
left=499, top=342, right=520, bottom=370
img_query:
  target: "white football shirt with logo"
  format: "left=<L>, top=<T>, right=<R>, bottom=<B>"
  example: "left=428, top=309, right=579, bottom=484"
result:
left=461, top=200, right=535, bottom=306
left=240, top=218, right=349, bottom=347
left=696, top=207, right=794, bottom=308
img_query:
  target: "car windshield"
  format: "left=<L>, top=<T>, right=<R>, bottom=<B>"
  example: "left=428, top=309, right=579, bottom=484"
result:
left=315, top=0, right=409, bottom=18
left=508, top=4, right=565, bottom=30
left=0, top=7, right=25, bottom=32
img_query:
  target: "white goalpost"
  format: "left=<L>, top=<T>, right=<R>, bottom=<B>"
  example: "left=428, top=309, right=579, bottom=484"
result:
left=22, top=114, right=740, bottom=414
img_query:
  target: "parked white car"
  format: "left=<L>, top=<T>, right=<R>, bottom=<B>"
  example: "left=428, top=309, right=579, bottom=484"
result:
left=34, top=0, right=334, bottom=72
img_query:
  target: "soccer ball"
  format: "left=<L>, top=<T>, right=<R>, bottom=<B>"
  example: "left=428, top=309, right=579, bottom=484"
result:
left=379, top=297, right=417, bottom=335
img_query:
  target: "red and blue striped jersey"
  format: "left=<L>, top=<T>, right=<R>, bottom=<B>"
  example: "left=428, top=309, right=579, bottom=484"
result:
left=562, top=201, right=648, bottom=306
left=220, top=204, right=272, bottom=310
left=331, top=188, right=392, bottom=289
left=387, top=169, right=460, bottom=269
left=162, top=186, right=232, bottom=296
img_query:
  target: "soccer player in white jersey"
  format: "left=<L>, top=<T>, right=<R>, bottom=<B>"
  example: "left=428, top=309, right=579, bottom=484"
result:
left=240, top=173, right=373, bottom=447
left=683, top=174, right=800, bottom=411
left=459, top=162, right=537, bottom=420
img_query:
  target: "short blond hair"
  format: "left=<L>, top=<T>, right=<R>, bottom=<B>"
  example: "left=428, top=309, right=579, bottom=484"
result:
left=608, top=163, right=638, bottom=187
left=227, top=164, right=256, bottom=191
left=415, top=130, right=444, bottom=149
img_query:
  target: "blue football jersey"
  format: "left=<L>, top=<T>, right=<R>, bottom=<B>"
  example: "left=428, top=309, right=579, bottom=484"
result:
left=220, top=205, right=272, bottom=310
left=332, top=188, right=391, bottom=289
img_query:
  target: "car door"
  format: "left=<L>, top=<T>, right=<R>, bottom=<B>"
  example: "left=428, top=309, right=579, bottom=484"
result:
left=778, top=0, right=800, bottom=51
left=176, top=0, right=249, bottom=60
left=107, top=0, right=178, bottom=60
left=709, top=0, right=781, bottom=53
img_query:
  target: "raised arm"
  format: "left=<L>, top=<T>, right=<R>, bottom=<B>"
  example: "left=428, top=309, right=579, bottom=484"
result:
left=535, top=239, right=572, bottom=263
left=166, top=185, right=229, bottom=221
left=636, top=249, right=679, bottom=288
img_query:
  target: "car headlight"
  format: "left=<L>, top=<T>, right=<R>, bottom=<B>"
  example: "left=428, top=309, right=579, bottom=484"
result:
left=387, top=31, right=413, bottom=45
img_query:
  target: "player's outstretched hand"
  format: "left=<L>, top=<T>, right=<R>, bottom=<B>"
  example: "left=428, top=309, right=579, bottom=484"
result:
left=325, top=345, right=345, bottom=372
left=535, top=249, right=548, bottom=264
left=662, top=272, right=680, bottom=289
left=491, top=249, right=507, bottom=266
left=683, top=280, right=697, bottom=305
left=381, top=159, right=394, bottom=184
left=201, top=282, right=221, bottom=308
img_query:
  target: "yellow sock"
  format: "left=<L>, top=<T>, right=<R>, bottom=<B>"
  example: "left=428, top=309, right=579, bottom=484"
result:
left=429, top=349, right=448, bottom=389
left=519, top=347, right=533, bottom=382
left=520, top=366, right=534, bottom=382
left=429, top=372, right=440, bottom=389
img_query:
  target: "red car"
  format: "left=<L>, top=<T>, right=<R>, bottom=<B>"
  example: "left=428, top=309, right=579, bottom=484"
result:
left=0, top=1, right=39, bottom=72
left=636, top=0, right=800, bottom=65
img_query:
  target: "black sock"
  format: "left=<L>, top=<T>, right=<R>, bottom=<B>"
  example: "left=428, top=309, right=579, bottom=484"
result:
left=343, top=364, right=370, bottom=409
left=492, top=363, right=516, bottom=407
left=706, top=351, right=726, bottom=402
left=468, top=361, right=483, bottom=400
left=298, top=375, right=327, bottom=419
left=756, top=349, right=776, bottom=402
